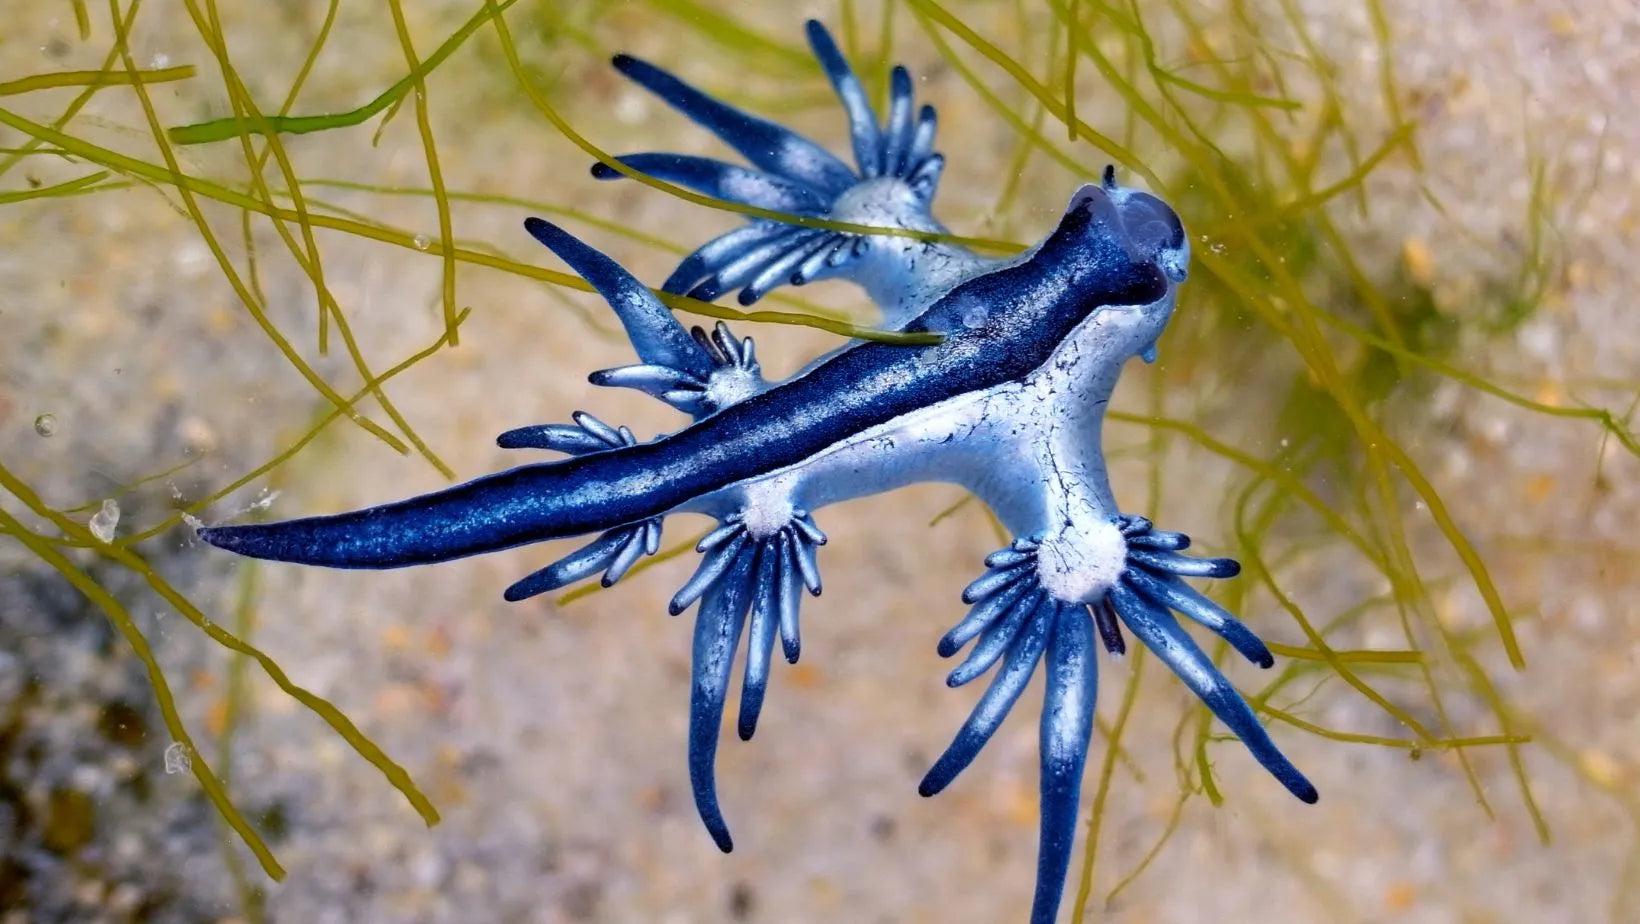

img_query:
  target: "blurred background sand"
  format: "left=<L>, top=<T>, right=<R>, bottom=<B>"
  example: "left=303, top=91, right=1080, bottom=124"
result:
left=1, top=1, right=1637, bottom=922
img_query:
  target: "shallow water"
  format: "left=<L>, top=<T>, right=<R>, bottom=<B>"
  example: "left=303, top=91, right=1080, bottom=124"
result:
left=1, top=2, right=1637, bottom=922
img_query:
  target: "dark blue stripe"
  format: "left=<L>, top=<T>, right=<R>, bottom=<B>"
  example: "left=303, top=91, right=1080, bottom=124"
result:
left=202, top=202, right=1164, bottom=569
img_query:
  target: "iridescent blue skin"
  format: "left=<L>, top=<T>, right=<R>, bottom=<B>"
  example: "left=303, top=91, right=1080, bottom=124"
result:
left=200, top=21, right=1316, bottom=924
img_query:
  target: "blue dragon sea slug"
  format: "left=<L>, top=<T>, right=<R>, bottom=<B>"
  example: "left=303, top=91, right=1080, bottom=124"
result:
left=201, top=20, right=1316, bottom=923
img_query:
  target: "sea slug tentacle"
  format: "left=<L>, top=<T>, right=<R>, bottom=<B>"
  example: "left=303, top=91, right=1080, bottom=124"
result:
left=671, top=503, right=826, bottom=849
left=926, top=523, right=1313, bottom=923
left=493, top=413, right=664, bottom=601
left=602, top=20, right=975, bottom=321
left=922, top=540, right=1084, bottom=924
left=589, top=322, right=766, bottom=417
left=524, top=218, right=769, bottom=418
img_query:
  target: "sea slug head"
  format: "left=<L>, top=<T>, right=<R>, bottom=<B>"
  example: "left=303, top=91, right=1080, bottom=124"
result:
left=1050, top=169, right=1191, bottom=364
left=1096, top=165, right=1190, bottom=285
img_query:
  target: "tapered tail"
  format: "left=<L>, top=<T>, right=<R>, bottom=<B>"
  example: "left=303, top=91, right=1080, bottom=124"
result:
left=200, top=448, right=689, bottom=570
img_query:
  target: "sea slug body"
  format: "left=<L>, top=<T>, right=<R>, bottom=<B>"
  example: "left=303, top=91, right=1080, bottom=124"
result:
left=200, top=20, right=1314, bottom=923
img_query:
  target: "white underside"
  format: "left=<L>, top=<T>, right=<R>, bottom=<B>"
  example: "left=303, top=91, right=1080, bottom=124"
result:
left=673, top=292, right=1173, bottom=603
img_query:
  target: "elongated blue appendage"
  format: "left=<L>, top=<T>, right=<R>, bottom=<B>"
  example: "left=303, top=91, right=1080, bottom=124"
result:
left=920, top=594, right=1054, bottom=797
left=1033, top=605, right=1097, bottom=924
left=937, top=579, right=1031, bottom=657
left=610, top=53, right=856, bottom=194
left=804, top=19, right=883, bottom=177
left=523, top=217, right=712, bottom=380
left=662, top=223, right=789, bottom=294
left=1108, top=582, right=1317, bottom=803
left=684, top=229, right=820, bottom=302
left=922, top=524, right=1312, bottom=922
left=1112, top=512, right=1270, bottom=666
left=738, top=547, right=781, bottom=741
left=1127, top=547, right=1238, bottom=577
left=1108, top=514, right=1313, bottom=800
left=775, top=532, right=804, bottom=662
left=591, top=322, right=766, bottom=419
left=882, top=66, right=916, bottom=177
left=909, top=105, right=937, bottom=167
left=497, top=422, right=606, bottom=453
left=504, top=524, right=644, bottom=602
left=688, top=543, right=757, bottom=853
left=494, top=412, right=664, bottom=601
left=679, top=507, right=828, bottom=849
left=501, top=513, right=660, bottom=600
left=1122, top=568, right=1272, bottom=668
left=602, top=19, right=948, bottom=309
left=527, top=219, right=768, bottom=419
left=498, top=410, right=634, bottom=454
left=947, top=588, right=1043, bottom=687
left=591, top=154, right=830, bottom=214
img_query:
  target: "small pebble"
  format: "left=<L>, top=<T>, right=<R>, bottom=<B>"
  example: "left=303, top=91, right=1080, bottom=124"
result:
left=89, top=499, right=120, bottom=543
left=34, top=413, right=57, bottom=436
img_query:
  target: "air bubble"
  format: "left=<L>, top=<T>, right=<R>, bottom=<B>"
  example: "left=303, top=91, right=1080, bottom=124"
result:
left=89, top=499, right=120, bottom=543
left=163, top=741, right=192, bottom=775
left=412, top=234, right=432, bottom=251
left=33, top=413, right=57, bottom=437
left=961, top=305, right=989, bottom=329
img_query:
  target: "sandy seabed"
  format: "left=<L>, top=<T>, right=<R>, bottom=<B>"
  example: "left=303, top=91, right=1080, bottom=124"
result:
left=2, top=1, right=1638, bottom=922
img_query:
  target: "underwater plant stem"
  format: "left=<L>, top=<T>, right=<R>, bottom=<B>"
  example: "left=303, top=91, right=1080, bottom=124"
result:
left=165, top=0, right=520, bottom=145
left=486, top=1, right=1019, bottom=255
left=912, top=5, right=1092, bottom=184
left=71, top=0, right=92, bottom=39
left=298, top=178, right=688, bottom=255
left=1102, top=786, right=1189, bottom=906
left=0, top=461, right=442, bottom=828
left=905, top=0, right=1161, bottom=189
left=123, top=309, right=473, bottom=548
left=1107, top=411, right=1392, bottom=575
left=216, top=562, right=267, bottom=922
left=249, top=0, right=340, bottom=351
left=1237, top=518, right=1439, bottom=742
left=0, top=509, right=285, bottom=880
left=0, top=0, right=145, bottom=182
left=1318, top=310, right=1640, bottom=458
left=288, top=179, right=892, bottom=319
left=177, top=0, right=455, bottom=482
left=642, top=0, right=814, bottom=71
left=1070, top=648, right=1145, bottom=923
left=0, top=170, right=110, bottom=203
left=81, top=10, right=416, bottom=458
left=1061, top=0, right=1080, bottom=141
left=184, top=0, right=335, bottom=356
left=383, top=0, right=460, bottom=346
left=0, top=65, right=195, bottom=96
left=0, top=105, right=936, bottom=345
left=1191, top=238, right=1523, bottom=672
